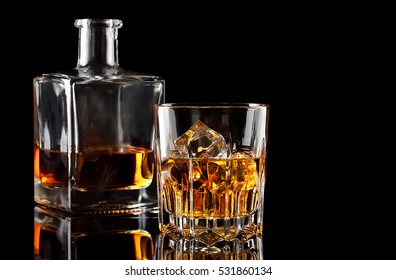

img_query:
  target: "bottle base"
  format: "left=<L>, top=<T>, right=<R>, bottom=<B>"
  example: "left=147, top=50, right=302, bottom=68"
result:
left=34, top=182, right=158, bottom=216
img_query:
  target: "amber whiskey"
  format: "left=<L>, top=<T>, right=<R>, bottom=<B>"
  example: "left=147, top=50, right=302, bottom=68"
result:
left=159, top=155, right=265, bottom=242
left=160, top=156, right=261, bottom=218
left=36, top=146, right=154, bottom=191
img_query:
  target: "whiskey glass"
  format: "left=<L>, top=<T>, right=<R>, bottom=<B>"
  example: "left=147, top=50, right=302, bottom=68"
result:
left=154, top=103, right=269, bottom=257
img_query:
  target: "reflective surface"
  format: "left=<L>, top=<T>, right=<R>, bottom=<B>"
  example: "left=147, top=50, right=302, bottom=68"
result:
left=34, top=205, right=158, bottom=260
left=157, top=235, right=263, bottom=260
left=34, top=204, right=264, bottom=260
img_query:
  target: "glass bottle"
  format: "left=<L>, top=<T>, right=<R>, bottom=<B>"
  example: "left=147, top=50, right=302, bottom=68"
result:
left=33, top=19, right=165, bottom=214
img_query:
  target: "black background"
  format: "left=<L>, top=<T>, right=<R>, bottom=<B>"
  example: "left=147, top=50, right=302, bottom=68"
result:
left=2, top=4, right=393, bottom=260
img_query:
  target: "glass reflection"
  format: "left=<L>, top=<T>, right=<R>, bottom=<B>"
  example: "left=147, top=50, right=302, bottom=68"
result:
left=156, top=235, right=264, bottom=260
left=34, top=205, right=158, bottom=260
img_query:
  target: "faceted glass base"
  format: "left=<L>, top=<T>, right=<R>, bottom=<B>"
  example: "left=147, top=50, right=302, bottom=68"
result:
left=159, top=210, right=263, bottom=246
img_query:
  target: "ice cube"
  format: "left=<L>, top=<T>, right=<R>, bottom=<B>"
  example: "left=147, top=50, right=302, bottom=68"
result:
left=174, top=120, right=229, bottom=158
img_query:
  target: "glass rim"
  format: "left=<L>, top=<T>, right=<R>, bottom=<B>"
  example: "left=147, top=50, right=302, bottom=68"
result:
left=74, top=19, right=123, bottom=29
left=154, top=102, right=269, bottom=109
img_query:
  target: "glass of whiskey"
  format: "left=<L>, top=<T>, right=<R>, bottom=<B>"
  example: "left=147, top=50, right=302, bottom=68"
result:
left=154, top=103, right=269, bottom=258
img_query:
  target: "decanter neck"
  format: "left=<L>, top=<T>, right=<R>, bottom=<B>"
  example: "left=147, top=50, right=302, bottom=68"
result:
left=75, top=19, right=122, bottom=69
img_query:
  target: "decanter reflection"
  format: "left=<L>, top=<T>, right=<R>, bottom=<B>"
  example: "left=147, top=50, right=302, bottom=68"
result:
left=34, top=205, right=159, bottom=260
